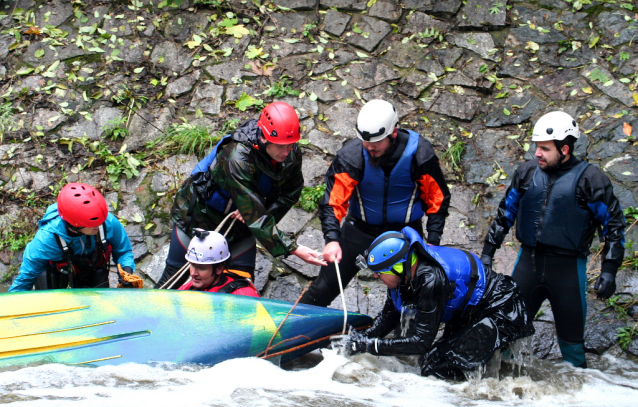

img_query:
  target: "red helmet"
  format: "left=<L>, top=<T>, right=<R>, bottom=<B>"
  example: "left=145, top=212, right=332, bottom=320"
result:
left=257, top=101, right=301, bottom=144
left=57, top=183, right=108, bottom=228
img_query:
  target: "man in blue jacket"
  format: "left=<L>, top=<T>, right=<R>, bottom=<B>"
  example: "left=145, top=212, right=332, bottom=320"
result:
left=9, top=183, right=135, bottom=291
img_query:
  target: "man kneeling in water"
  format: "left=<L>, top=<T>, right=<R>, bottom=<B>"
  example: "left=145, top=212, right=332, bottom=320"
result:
left=178, top=229, right=259, bottom=297
left=342, top=226, right=533, bottom=379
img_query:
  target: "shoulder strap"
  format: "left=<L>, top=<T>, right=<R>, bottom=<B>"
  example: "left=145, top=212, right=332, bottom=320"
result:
left=53, top=233, right=74, bottom=262
left=217, top=279, right=252, bottom=294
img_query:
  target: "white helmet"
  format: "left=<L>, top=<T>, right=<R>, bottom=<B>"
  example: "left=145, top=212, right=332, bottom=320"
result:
left=532, top=111, right=580, bottom=142
left=185, top=229, right=230, bottom=264
left=356, top=99, right=398, bottom=142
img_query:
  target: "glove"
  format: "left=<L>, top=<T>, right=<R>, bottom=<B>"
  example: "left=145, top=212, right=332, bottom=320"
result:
left=343, top=328, right=371, bottom=356
left=594, top=271, right=616, bottom=299
left=426, top=232, right=441, bottom=246
left=480, top=254, right=492, bottom=269
left=117, top=265, right=142, bottom=289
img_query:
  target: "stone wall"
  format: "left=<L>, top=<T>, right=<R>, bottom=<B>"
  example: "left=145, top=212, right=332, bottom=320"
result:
left=0, top=0, right=637, bottom=361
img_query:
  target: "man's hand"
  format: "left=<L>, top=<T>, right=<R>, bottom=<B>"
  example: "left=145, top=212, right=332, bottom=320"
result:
left=291, top=246, right=328, bottom=266
left=230, top=209, right=245, bottom=224
left=594, top=271, right=616, bottom=299
left=343, top=329, right=371, bottom=356
left=322, top=241, right=342, bottom=263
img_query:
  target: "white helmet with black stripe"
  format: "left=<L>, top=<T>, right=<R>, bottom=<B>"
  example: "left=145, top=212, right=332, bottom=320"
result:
left=532, top=111, right=580, bottom=142
left=356, top=100, right=398, bottom=142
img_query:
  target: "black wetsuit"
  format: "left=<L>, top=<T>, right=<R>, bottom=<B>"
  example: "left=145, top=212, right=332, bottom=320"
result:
left=360, top=259, right=532, bottom=379
left=483, top=156, right=625, bottom=367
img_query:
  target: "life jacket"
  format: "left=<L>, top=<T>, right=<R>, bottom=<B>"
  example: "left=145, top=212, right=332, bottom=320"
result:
left=516, top=161, right=591, bottom=253
left=47, top=224, right=113, bottom=288
left=181, top=273, right=259, bottom=296
left=191, top=135, right=273, bottom=214
left=350, top=130, right=424, bottom=225
left=389, top=227, right=487, bottom=322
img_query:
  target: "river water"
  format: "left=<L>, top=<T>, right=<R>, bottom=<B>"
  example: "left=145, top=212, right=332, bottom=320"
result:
left=2, top=345, right=637, bottom=406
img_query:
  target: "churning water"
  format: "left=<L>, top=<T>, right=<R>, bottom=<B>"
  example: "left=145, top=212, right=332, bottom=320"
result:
left=2, top=346, right=637, bottom=407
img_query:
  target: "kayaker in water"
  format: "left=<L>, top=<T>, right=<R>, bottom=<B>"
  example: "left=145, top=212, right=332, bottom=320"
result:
left=341, top=226, right=533, bottom=379
left=480, top=111, right=626, bottom=368
left=156, top=101, right=326, bottom=289
left=9, top=183, right=135, bottom=291
left=177, top=228, right=259, bottom=296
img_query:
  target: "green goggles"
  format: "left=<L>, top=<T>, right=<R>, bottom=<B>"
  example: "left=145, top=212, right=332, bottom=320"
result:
left=379, top=252, right=418, bottom=275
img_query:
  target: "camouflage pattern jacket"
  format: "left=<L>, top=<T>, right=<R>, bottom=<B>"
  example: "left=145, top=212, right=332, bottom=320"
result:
left=171, top=119, right=303, bottom=257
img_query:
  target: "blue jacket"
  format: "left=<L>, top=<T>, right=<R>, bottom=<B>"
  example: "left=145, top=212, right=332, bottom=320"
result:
left=9, top=204, right=135, bottom=292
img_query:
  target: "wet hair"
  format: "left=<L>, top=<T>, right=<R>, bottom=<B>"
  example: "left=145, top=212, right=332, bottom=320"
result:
left=554, top=135, right=577, bottom=156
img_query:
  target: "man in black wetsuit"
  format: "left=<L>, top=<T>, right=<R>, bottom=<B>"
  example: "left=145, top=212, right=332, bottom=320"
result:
left=481, top=111, right=626, bottom=368
left=342, top=227, right=532, bottom=379
left=300, top=99, right=450, bottom=307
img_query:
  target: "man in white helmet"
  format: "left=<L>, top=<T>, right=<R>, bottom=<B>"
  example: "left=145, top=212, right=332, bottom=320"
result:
left=481, top=111, right=626, bottom=368
left=300, top=99, right=451, bottom=307
left=178, top=229, right=259, bottom=296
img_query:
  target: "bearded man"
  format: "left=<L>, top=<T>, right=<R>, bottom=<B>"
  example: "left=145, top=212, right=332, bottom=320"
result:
left=300, top=99, right=451, bottom=307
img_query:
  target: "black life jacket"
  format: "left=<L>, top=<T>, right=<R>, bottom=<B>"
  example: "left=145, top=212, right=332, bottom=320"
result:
left=516, top=161, right=591, bottom=253
left=48, top=224, right=113, bottom=288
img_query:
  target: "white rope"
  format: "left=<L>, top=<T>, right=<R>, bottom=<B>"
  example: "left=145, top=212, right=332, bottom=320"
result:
left=334, top=261, right=347, bottom=335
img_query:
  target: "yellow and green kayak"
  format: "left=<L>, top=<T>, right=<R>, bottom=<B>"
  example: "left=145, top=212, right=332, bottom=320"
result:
left=0, top=289, right=372, bottom=368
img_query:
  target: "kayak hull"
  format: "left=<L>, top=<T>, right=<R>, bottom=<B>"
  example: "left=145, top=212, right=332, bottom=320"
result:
left=0, top=289, right=372, bottom=368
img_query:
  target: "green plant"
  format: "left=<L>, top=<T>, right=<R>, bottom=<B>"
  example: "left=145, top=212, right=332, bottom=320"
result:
left=0, top=221, right=36, bottom=252
left=617, top=323, right=637, bottom=350
left=298, top=184, right=326, bottom=212
left=302, top=23, right=317, bottom=37
left=265, top=76, right=300, bottom=98
left=0, top=101, right=15, bottom=143
left=111, top=85, right=149, bottom=124
left=102, top=117, right=129, bottom=141
left=417, top=28, right=443, bottom=42
left=90, top=141, right=145, bottom=188
left=489, top=2, right=505, bottom=14
left=150, top=118, right=239, bottom=158
left=441, top=141, right=465, bottom=172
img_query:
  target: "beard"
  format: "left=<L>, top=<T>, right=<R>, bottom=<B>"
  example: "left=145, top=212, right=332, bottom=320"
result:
left=368, top=140, right=398, bottom=167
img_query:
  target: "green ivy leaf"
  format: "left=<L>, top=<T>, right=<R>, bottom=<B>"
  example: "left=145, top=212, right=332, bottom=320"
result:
left=236, top=92, right=257, bottom=111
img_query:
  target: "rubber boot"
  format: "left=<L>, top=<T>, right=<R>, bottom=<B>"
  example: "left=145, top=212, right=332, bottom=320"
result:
left=557, top=337, right=587, bottom=368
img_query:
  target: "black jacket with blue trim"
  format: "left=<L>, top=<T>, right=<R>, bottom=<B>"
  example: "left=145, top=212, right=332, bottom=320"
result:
left=482, top=156, right=626, bottom=275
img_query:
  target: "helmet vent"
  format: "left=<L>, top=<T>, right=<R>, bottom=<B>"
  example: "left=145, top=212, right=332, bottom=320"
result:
left=90, top=217, right=98, bottom=221
left=74, top=193, right=81, bottom=197
left=83, top=200, right=90, bottom=204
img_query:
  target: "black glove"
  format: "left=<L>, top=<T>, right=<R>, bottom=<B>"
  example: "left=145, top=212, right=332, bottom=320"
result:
left=594, top=271, right=616, bottom=299
left=480, top=254, right=492, bottom=269
left=344, top=329, right=371, bottom=356
left=426, top=232, right=441, bottom=246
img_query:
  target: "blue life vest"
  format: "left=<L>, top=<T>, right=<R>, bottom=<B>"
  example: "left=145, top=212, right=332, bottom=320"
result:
left=350, top=130, right=424, bottom=225
left=192, top=135, right=273, bottom=214
left=516, top=161, right=591, bottom=253
left=389, top=227, right=487, bottom=322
